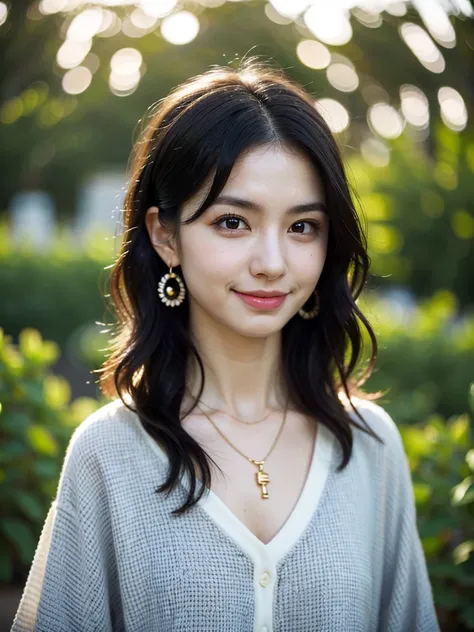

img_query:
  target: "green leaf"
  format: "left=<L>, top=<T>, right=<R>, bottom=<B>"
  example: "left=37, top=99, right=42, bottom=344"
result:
left=15, top=491, right=45, bottom=522
left=413, top=482, right=432, bottom=505
left=468, top=382, right=474, bottom=417
left=33, top=459, right=58, bottom=480
left=449, top=414, right=470, bottom=446
left=26, top=425, right=59, bottom=456
left=466, top=449, right=474, bottom=472
left=0, top=543, right=13, bottom=583
left=435, top=589, right=463, bottom=609
left=453, top=540, right=474, bottom=565
left=19, top=380, right=44, bottom=406
left=0, top=518, right=36, bottom=565
left=460, top=603, right=474, bottom=628
left=0, top=411, right=31, bottom=436
left=0, top=439, right=29, bottom=463
left=401, top=427, right=432, bottom=458
left=421, top=536, right=443, bottom=557
left=452, top=476, right=474, bottom=506
left=43, top=375, right=71, bottom=409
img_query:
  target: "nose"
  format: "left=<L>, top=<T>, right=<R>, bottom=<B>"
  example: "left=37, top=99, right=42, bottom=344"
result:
left=249, top=228, right=288, bottom=279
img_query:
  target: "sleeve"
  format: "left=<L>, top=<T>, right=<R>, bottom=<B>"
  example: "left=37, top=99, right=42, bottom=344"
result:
left=377, top=409, right=441, bottom=632
left=10, top=426, right=122, bottom=632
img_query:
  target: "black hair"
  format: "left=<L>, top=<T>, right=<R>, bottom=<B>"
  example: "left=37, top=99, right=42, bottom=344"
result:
left=98, top=58, right=386, bottom=515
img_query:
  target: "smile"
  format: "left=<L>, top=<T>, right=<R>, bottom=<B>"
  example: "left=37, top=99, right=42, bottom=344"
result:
left=232, top=290, right=288, bottom=311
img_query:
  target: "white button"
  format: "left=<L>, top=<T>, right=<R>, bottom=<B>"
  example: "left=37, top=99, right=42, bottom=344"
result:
left=261, top=627, right=269, bottom=632
left=259, top=571, right=271, bottom=587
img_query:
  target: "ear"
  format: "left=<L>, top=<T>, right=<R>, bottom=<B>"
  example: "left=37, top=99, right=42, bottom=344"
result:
left=144, top=206, right=180, bottom=268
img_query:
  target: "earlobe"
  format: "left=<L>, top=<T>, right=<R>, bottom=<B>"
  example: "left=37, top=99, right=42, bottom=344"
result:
left=144, top=206, right=179, bottom=267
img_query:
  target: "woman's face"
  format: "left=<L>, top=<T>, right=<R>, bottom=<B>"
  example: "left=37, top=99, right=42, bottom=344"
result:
left=175, top=143, right=328, bottom=338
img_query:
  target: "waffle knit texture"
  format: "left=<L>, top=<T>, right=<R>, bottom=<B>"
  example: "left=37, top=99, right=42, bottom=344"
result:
left=11, top=397, right=441, bottom=632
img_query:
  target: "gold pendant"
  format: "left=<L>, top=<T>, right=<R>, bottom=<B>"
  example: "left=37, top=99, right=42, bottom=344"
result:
left=250, top=459, right=270, bottom=499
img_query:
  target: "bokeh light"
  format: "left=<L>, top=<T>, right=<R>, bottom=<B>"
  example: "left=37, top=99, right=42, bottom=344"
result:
left=360, top=137, right=391, bottom=167
left=368, top=103, right=404, bottom=139
left=438, top=87, right=468, bottom=131
left=400, top=84, right=429, bottom=129
left=352, top=8, right=383, bottom=28
left=385, top=2, right=407, bottom=17
left=268, top=0, right=310, bottom=20
left=109, top=47, right=142, bottom=96
left=304, top=5, right=352, bottom=46
left=416, top=1, right=456, bottom=48
left=57, top=39, right=92, bottom=69
left=160, top=11, right=200, bottom=45
left=296, top=40, right=331, bottom=69
left=39, top=0, right=68, bottom=14
left=66, top=8, right=104, bottom=42
left=400, top=22, right=445, bottom=73
left=62, top=66, right=92, bottom=95
left=315, top=98, right=350, bottom=133
left=326, top=62, right=359, bottom=92
left=140, top=0, right=178, bottom=19
left=0, top=2, right=6, bottom=27
left=265, top=3, right=292, bottom=25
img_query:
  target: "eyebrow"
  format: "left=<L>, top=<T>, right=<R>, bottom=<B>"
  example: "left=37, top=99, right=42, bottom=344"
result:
left=212, top=195, right=328, bottom=215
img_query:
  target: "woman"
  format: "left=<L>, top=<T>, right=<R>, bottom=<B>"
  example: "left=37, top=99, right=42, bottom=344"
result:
left=11, top=59, right=440, bottom=632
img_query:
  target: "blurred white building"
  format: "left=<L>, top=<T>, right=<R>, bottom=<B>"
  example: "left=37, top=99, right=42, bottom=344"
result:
left=9, top=190, right=56, bottom=251
left=73, top=171, right=126, bottom=247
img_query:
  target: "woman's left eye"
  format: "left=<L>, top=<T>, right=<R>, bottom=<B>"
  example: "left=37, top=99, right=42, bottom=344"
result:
left=212, top=214, right=322, bottom=235
left=289, top=220, right=322, bottom=235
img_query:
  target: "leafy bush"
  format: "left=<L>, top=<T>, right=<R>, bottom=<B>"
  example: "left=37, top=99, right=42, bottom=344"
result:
left=0, top=327, right=101, bottom=585
left=0, top=221, right=114, bottom=347
left=401, top=383, right=474, bottom=630
left=360, top=290, right=474, bottom=423
left=347, top=126, right=474, bottom=310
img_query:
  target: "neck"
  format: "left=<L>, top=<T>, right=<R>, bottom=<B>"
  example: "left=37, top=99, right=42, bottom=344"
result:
left=183, top=311, right=289, bottom=420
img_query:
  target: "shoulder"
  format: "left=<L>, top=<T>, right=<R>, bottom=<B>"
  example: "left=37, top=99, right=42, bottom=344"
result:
left=345, top=397, right=401, bottom=439
left=341, top=395, right=407, bottom=467
left=57, top=398, right=145, bottom=491
left=66, top=398, right=139, bottom=459
left=54, top=397, right=170, bottom=510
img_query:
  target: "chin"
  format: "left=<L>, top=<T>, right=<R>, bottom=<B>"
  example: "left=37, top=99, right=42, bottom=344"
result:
left=230, top=319, right=285, bottom=338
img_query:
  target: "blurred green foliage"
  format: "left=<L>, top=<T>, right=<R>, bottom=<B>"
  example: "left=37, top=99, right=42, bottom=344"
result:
left=401, top=386, right=474, bottom=629
left=348, top=125, right=474, bottom=309
left=0, top=220, right=115, bottom=346
left=0, top=328, right=101, bottom=584
left=360, top=290, right=474, bottom=422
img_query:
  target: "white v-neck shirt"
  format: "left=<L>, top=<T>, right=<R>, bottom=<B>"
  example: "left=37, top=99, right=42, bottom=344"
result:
left=12, top=397, right=440, bottom=632
left=141, top=411, right=335, bottom=631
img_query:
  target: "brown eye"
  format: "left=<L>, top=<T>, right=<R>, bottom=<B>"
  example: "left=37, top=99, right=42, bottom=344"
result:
left=290, top=220, right=322, bottom=235
left=212, top=213, right=249, bottom=232
left=223, top=217, right=242, bottom=230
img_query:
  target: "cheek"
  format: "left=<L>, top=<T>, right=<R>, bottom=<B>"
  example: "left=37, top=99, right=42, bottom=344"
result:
left=291, top=242, right=327, bottom=282
left=179, top=234, right=241, bottom=295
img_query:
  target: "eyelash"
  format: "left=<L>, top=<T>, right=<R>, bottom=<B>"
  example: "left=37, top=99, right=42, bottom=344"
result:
left=212, top=213, right=323, bottom=236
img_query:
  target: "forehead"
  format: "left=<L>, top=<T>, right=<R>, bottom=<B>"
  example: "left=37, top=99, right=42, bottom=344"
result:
left=226, top=144, right=324, bottom=198
left=181, top=143, right=325, bottom=219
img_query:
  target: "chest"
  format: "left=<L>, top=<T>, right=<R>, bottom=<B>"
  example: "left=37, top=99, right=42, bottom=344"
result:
left=181, top=411, right=318, bottom=545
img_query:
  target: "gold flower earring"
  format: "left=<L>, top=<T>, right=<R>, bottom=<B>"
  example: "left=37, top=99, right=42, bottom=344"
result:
left=157, top=264, right=186, bottom=307
left=298, top=288, right=320, bottom=320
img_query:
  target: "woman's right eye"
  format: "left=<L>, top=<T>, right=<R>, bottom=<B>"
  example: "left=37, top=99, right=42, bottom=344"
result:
left=212, top=214, right=249, bottom=233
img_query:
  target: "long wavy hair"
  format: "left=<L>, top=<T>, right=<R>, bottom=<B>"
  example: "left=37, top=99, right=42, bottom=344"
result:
left=98, top=58, right=387, bottom=516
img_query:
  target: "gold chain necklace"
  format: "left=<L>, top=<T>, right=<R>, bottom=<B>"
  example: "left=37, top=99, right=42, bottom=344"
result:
left=185, top=388, right=274, bottom=426
left=196, top=392, right=290, bottom=500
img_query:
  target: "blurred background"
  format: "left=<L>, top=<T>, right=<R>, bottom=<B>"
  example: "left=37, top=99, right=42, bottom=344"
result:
left=0, top=0, right=473, bottom=629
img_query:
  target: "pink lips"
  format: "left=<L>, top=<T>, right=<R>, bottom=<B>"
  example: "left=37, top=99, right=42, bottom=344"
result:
left=232, top=290, right=288, bottom=310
